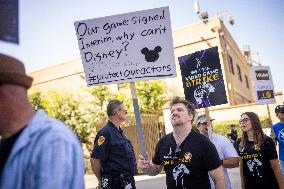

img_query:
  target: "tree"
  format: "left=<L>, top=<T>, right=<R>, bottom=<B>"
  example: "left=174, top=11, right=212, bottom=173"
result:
left=136, top=80, right=168, bottom=115
left=88, top=85, right=113, bottom=110
left=28, top=91, right=44, bottom=111
left=28, top=90, right=99, bottom=151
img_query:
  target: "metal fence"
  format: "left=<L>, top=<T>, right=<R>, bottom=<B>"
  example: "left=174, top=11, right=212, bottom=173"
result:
left=123, top=114, right=165, bottom=165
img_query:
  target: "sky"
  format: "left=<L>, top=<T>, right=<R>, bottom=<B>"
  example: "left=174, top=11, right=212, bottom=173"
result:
left=1, top=0, right=283, bottom=92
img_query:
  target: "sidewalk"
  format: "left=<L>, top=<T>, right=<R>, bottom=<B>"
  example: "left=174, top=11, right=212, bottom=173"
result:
left=85, top=174, right=165, bottom=189
left=85, top=168, right=241, bottom=189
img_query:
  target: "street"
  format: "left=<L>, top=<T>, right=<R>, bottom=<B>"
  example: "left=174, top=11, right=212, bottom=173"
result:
left=85, top=167, right=241, bottom=189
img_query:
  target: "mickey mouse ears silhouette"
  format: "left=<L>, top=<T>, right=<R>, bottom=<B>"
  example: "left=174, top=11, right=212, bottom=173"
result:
left=141, top=46, right=162, bottom=62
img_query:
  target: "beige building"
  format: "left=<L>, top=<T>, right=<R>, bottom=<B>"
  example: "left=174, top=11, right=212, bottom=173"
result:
left=171, top=17, right=255, bottom=105
left=29, top=17, right=255, bottom=106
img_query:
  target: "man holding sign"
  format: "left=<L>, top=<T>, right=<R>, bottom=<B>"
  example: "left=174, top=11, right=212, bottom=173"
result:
left=138, top=96, right=226, bottom=189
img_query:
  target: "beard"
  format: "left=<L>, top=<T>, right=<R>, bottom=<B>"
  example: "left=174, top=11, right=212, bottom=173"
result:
left=171, top=116, right=183, bottom=127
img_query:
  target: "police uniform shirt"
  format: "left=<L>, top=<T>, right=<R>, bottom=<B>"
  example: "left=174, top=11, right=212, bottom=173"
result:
left=91, top=121, right=136, bottom=176
left=152, top=130, right=221, bottom=189
left=236, top=137, right=278, bottom=189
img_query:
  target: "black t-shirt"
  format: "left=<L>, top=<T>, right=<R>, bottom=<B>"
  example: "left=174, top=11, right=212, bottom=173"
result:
left=91, top=121, right=136, bottom=176
left=152, top=131, right=221, bottom=189
left=229, top=130, right=238, bottom=142
left=237, top=136, right=279, bottom=189
left=0, top=128, right=25, bottom=176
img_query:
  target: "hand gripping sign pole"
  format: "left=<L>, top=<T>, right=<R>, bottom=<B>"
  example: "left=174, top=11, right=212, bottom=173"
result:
left=130, top=82, right=147, bottom=158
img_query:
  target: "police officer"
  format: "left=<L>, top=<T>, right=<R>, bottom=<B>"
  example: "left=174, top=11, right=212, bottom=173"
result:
left=90, top=100, right=136, bottom=189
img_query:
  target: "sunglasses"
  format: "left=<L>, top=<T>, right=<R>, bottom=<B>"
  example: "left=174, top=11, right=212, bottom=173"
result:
left=200, top=122, right=208, bottom=125
left=118, top=108, right=128, bottom=114
left=239, top=118, right=250, bottom=124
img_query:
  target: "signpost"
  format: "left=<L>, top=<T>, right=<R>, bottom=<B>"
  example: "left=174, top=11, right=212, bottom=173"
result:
left=74, top=7, right=176, bottom=157
left=251, top=66, right=275, bottom=130
left=251, top=66, right=276, bottom=105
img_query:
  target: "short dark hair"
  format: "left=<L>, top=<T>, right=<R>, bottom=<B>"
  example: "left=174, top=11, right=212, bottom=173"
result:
left=107, top=100, right=123, bottom=117
left=169, top=96, right=196, bottom=120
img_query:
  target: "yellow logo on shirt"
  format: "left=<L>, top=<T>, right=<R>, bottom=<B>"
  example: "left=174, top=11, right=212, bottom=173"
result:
left=98, top=136, right=105, bottom=146
left=184, top=152, right=192, bottom=161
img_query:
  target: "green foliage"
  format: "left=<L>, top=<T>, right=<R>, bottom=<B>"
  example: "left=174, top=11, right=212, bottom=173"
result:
left=28, top=90, right=100, bottom=150
left=88, top=85, right=114, bottom=110
left=136, top=80, right=168, bottom=115
left=113, top=92, right=134, bottom=113
left=28, top=91, right=44, bottom=111
left=213, top=117, right=271, bottom=137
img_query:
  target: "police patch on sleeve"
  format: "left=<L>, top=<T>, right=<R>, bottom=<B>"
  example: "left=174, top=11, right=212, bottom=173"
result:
left=98, top=136, right=106, bottom=146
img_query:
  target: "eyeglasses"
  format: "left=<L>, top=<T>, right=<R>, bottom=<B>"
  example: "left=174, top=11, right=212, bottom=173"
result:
left=198, top=121, right=212, bottom=126
left=239, top=118, right=250, bottom=124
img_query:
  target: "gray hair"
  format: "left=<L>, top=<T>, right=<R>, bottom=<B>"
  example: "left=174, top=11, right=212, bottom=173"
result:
left=107, top=100, right=123, bottom=117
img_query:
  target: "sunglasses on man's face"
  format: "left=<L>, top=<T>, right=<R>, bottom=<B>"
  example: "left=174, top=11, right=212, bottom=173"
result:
left=239, top=118, right=250, bottom=124
left=118, top=108, right=128, bottom=114
left=200, top=122, right=208, bottom=125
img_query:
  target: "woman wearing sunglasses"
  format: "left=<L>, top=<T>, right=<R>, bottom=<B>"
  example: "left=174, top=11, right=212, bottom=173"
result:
left=237, top=112, right=284, bottom=189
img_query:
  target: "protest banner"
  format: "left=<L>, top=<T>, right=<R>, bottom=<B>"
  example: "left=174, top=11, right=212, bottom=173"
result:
left=251, top=66, right=275, bottom=105
left=74, top=6, right=176, bottom=158
left=0, top=0, right=19, bottom=44
left=178, top=46, right=227, bottom=109
left=74, top=6, right=176, bottom=86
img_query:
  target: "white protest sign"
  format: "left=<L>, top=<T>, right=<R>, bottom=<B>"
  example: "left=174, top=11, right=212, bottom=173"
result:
left=251, top=66, right=276, bottom=105
left=74, top=7, right=176, bottom=86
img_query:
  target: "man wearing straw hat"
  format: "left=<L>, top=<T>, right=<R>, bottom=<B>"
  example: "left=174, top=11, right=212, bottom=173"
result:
left=196, top=113, right=239, bottom=189
left=0, top=54, right=85, bottom=189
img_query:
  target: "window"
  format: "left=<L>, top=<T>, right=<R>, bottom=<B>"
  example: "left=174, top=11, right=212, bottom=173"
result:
left=245, top=75, right=250, bottom=88
left=237, top=65, right=242, bottom=82
left=228, top=55, right=235, bottom=75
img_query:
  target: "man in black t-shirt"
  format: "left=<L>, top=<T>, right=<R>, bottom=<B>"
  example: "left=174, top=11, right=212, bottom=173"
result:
left=138, top=96, right=226, bottom=189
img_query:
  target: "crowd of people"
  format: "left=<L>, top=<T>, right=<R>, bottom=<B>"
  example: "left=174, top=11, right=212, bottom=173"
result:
left=1, top=53, right=284, bottom=189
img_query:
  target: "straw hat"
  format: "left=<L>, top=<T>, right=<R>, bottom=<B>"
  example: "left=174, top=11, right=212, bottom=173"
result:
left=0, top=54, right=33, bottom=89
